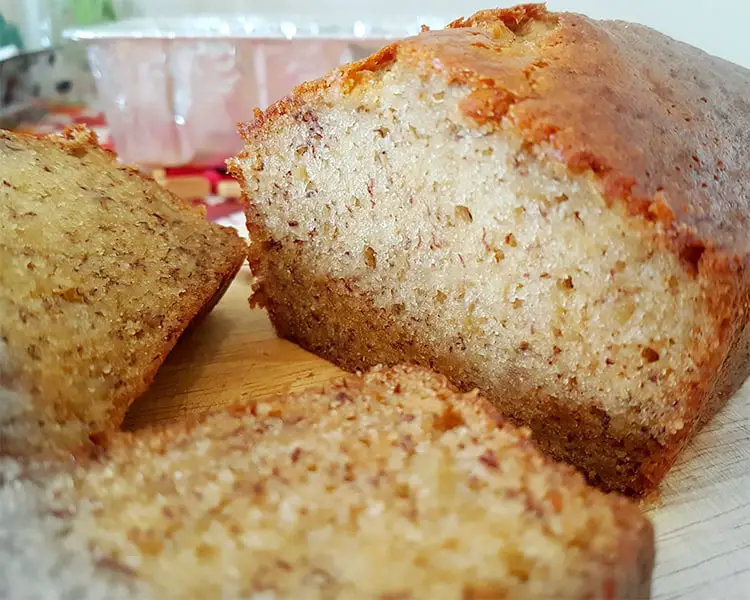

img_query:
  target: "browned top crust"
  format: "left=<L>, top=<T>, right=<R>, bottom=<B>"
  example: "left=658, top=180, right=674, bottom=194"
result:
left=238, top=3, right=750, bottom=275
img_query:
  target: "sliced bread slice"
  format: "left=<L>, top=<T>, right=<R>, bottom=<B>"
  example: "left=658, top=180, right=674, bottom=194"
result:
left=0, top=127, right=246, bottom=457
left=0, top=366, right=654, bottom=599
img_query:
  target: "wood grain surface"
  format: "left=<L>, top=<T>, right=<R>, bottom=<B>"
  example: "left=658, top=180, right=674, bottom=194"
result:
left=125, top=272, right=750, bottom=600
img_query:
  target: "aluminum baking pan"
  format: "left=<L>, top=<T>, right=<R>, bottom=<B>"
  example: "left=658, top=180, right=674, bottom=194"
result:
left=64, top=15, right=446, bottom=167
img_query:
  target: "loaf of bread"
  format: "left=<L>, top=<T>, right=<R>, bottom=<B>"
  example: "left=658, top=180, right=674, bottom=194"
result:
left=0, top=365, right=653, bottom=599
left=230, top=4, right=750, bottom=495
left=0, top=127, right=246, bottom=458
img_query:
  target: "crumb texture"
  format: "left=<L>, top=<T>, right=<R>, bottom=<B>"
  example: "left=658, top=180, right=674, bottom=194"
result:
left=0, top=127, right=246, bottom=457
left=0, top=366, right=653, bottom=599
left=233, top=4, right=750, bottom=495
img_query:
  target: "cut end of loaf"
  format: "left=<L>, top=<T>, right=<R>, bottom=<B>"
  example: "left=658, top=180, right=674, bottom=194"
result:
left=0, top=366, right=653, bottom=599
left=234, top=20, right=723, bottom=495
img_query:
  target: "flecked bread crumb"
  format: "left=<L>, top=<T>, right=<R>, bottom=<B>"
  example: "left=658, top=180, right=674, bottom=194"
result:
left=0, top=366, right=653, bottom=599
left=0, top=126, right=246, bottom=458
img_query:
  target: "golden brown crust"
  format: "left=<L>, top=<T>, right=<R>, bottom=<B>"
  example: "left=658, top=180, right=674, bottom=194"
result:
left=0, top=126, right=246, bottom=458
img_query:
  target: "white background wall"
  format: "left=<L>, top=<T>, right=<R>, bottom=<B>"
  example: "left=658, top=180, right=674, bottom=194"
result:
left=2, top=1, right=749, bottom=67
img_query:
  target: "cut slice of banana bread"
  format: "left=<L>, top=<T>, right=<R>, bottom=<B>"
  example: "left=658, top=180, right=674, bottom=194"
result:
left=0, top=127, right=246, bottom=458
left=230, top=4, right=750, bottom=495
left=0, top=366, right=654, bottom=599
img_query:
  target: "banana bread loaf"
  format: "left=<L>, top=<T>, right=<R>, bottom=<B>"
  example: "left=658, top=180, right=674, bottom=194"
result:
left=0, top=127, right=246, bottom=458
left=0, top=366, right=654, bottom=599
left=230, top=4, right=750, bottom=495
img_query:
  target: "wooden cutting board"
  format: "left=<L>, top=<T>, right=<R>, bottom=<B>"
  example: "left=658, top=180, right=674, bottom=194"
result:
left=124, top=271, right=750, bottom=599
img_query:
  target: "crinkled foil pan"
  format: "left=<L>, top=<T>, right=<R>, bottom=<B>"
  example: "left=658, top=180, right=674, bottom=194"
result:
left=64, top=15, right=445, bottom=167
